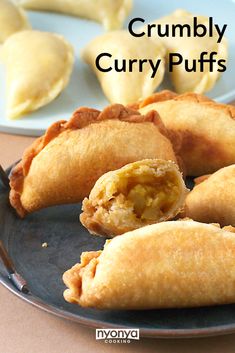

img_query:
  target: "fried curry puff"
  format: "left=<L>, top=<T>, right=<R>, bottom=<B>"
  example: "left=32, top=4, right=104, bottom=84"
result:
left=81, top=159, right=187, bottom=237
left=63, top=220, right=235, bottom=309
left=185, top=165, right=235, bottom=227
left=137, top=90, right=235, bottom=176
left=9, top=104, right=177, bottom=217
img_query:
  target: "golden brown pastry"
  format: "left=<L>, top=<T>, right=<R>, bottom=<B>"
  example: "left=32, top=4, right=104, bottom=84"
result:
left=80, top=159, right=187, bottom=237
left=82, top=30, right=166, bottom=105
left=0, top=0, right=30, bottom=43
left=136, top=90, right=235, bottom=176
left=17, top=0, right=132, bottom=30
left=63, top=220, right=235, bottom=309
left=150, top=9, right=228, bottom=94
left=2, top=30, right=74, bottom=119
left=185, top=165, right=235, bottom=226
left=9, top=105, right=178, bottom=218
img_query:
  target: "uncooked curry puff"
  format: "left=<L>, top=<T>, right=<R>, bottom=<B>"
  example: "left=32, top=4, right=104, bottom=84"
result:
left=9, top=104, right=177, bottom=217
left=185, top=165, right=235, bottom=226
left=136, top=90, right=235, bottom=176
left=17, top=0, right=132, bottom=30
left=80, top=159, right=187, bottom=237
left=151, top=9, right=228, bottom=94
left=63, top=220, right=235, bottom=309
left=2, top=30, right=74, bottom=119
left=0, top=0, right=30, bottom=43
left=82, top=30, right=166, bottom=105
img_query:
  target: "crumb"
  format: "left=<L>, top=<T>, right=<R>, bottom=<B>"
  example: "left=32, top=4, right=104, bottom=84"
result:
left=42, top=242, right=48, bottom=248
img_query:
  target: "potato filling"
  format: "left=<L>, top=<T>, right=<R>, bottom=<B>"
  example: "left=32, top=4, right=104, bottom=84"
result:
left=105, top=166, right=180, bottom=223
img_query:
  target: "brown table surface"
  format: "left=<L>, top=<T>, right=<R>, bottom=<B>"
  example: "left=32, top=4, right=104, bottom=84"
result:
left=1, top=126, right=235, bottom=353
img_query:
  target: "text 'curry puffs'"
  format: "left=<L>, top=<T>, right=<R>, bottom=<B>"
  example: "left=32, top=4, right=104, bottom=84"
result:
left=63, top=220, right=235, bottom=309
left=9, top=105, right=177, bottom=218
left=81, top=159, right=187, bottom=237
left=82, top=30, right=166, bottom=105
left=2, top=30, right=74, bottom=119
left=137, top=90, right=235, bottom=176
left=0, top=0, right=30, bottom=43
left=152, top=9, right=228, bottom=94
left=185, top=165, right=235, bottom=227
left=17, top=0, right=132, bottom=30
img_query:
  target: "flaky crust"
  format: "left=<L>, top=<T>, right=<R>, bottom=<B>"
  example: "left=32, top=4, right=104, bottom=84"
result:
left=63, top=220, right=235, bottom=309
left=80, top=159, right=188, bottom=237
left=134, top=90, right=235, bottom=176
left=185, top=165, right=235, bottom=226
left=10, top=104, right=177, bottom=217
left=135, top=90, right=235, bottom=115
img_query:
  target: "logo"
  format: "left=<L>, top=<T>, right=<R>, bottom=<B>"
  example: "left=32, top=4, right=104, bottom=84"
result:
left=96, top=328, right=139, bottom=344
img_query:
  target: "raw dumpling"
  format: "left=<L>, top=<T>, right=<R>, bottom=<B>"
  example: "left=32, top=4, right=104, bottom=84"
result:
left=2, top=30, right=74, bottom=119
left=9, top=104, right=178, bottom=217
left=185, top=165, right=235, bottom=226
left=82, top=30, right=166, bottom=105
left=81, top=159, right=187, bottom=237
left=151, top=9, right=228, bottom=93
left=136, top=90, right=235, bottom=176
left=63, top=220, right=235, bottom=309
left=0, top=0, right=30, bottom=43
left=17, top=0, right=132, bottom=30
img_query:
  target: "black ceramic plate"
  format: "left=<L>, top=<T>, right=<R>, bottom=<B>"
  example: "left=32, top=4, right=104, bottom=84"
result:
left=1, top=167, right=235, bottom=338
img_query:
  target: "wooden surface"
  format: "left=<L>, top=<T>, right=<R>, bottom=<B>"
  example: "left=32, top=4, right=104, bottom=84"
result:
left=1, top=129, right=235, bottom=353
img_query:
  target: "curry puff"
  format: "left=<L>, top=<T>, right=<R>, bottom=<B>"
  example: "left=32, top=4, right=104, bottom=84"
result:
left=137, top=90, right=235, bottom=176
left=63, top=220, right=235, bottom=309
left=185, top=165, right=235, bottom=227
left=17, top=0, right=132, bottom=30
left=2, top=30, right=74, bottom=119
left=80, top=159, right=187, bottom=237
left=152, top=9, right=228, bottom=94
left=9, top=105, right=177, bottom=218
left=82, top=30, right=166, bottom=105
left=0, top=0, right=30, bottom=43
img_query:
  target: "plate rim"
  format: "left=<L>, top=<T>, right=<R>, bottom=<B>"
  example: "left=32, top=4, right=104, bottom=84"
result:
left=1, top=164, right=235, bottom=339
left=1, top=89, right=235, bottom=137
left=1, top=274, right=235, bottom=339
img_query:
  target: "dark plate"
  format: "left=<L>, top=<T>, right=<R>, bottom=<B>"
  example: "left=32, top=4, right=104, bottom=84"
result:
left=1, top=166, right=235, bottom=338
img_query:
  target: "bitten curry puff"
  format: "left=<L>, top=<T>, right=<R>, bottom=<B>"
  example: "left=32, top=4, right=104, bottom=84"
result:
left=80, top=159, right=187, bottom=236
left=135, top=90, right=235, bottom=176
left=63, top=220, right=235, bottom=310
left=9, top=104, right=177, bottom=217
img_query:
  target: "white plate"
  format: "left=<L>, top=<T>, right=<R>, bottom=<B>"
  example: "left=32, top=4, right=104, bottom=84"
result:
left=0, top=0, right=235, bottom=136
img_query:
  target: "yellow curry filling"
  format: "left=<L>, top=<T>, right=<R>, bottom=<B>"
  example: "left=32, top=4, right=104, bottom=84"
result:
left=102, top=166, right=180, bottom=225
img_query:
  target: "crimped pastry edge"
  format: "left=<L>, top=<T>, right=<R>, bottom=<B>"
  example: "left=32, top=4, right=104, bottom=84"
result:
left=63, top=220, right=235, bottom=308
left=9, top=104, right=168, bottom=217
left=129, top=90, right=235, bottom=119
left=3, top=30, right=74, bottom=118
